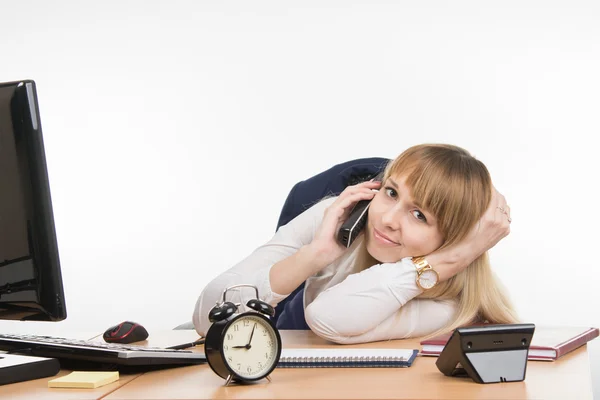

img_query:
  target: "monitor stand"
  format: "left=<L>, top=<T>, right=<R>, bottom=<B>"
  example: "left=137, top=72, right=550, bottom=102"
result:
left=0, top=352, right=61, bottom=386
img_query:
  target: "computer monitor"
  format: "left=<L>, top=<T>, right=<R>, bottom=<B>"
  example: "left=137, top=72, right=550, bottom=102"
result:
left=0, top=79, right=67, bottom=385
left=0, top=79, right=67, bottom=322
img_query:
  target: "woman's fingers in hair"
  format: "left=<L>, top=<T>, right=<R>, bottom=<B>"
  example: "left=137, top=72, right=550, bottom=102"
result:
left=493, top=208, right=511, bottom=236
left=450, top=186, right=511, bottom=261
left=488, top=188, right=511, bottom=238
left=493, top=186, right=512, bottom=224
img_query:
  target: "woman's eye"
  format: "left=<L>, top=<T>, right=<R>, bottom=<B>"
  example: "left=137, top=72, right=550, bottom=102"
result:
left=384, top=187, right=397, bottom=198
left=412, top=210, right=427, bottom=222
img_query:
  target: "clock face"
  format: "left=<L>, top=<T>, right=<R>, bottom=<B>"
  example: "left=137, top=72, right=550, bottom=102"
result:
left=221, top=314, right=280, bottom=380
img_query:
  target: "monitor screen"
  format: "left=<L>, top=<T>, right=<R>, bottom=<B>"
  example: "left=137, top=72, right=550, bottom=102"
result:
left=0, top=79, right=67, bottom=321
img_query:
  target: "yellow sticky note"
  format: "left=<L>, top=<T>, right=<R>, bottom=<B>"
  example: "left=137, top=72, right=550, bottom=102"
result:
left=48, top=371, right=119, bottom=389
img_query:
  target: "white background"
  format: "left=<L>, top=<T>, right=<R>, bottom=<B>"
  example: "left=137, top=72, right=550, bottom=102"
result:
left=1, top=0, right=599, bottom=365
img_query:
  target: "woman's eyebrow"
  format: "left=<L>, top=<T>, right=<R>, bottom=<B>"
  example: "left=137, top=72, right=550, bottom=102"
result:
left=389, top=178, right=426, bottom=209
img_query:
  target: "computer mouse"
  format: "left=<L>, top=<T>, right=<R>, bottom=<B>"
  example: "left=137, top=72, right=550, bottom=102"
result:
left=103, top=321, right=149, bottom=344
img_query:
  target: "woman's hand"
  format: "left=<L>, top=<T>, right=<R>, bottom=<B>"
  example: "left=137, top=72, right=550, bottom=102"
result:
left=427, top=186, right=512, bottom=280
left=307, top=180, right=382, bottom=268
left=269, top=179, right=381, bottom=296
left=461, top=185, right=512, bottom=261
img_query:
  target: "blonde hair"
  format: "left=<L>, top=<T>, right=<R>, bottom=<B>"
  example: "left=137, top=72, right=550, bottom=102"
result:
left=359, top=144, right=518, bottom=338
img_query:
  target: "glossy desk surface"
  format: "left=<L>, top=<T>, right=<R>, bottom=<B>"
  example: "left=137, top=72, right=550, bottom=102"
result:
left=110, top=330, right=593, bottom=400
left=1, top=330, right=593, bottom=399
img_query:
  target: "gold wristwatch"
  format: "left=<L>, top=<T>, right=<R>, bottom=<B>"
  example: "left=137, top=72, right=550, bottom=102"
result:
left=412, top=256, right=439, bottom=290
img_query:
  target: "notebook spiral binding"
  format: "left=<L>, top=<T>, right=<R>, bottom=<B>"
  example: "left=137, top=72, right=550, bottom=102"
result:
left=278, top=354, right=408, bottom=368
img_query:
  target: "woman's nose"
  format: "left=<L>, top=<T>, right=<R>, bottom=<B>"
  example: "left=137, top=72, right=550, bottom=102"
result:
left=381, top=208, right=401, bottom=231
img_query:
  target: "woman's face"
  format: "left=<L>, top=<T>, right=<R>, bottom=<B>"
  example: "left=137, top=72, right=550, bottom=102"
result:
left=365, top=174, right=444, bottom=263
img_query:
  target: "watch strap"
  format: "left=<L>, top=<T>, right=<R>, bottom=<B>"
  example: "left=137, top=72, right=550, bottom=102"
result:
left=412, top=256, right=430, bottom=273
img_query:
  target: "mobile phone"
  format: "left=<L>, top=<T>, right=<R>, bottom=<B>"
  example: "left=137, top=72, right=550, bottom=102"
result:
left=337, top=171, right=384, bottom=248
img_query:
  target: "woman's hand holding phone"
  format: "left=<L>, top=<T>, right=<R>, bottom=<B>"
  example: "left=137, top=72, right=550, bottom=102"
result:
left=269, top=179, right=383, bottom=296
left=306, top=180, right=382, bottom=269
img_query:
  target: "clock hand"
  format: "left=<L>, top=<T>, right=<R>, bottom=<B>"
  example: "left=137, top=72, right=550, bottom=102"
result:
left=248, top=323, right=257, bottom=346
left=242, top=323, right=256, bottom=349
left=230, top=323, right=259, bottom=350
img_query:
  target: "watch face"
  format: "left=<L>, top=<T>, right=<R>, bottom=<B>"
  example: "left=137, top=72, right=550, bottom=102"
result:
left=222, top=314, right=280, bottom=380
left=418, top=269, right=439, bottom=289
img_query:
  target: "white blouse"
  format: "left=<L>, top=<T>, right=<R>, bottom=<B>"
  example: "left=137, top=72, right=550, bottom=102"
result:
left=193, top=197, right=457, bottom=344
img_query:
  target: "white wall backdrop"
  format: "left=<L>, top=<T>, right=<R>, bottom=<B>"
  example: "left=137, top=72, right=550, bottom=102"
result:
left=1, top=1, right=599, bottom=342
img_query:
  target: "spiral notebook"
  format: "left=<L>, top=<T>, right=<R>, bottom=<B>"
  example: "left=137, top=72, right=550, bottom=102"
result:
left=277, top=348, right=418, bottom=368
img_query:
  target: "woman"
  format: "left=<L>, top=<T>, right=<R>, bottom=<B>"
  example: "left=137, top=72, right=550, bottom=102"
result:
left=193, top=144, right=518, bottom=343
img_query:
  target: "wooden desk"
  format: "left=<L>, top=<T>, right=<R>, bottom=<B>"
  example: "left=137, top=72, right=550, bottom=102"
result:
left=0, top=332, right=141, bottom=400
left=0, top=368, right=142, bottom=400
left=104, top=330, right=593, bottom=400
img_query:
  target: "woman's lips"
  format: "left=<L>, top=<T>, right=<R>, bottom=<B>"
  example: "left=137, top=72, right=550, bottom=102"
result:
left=373, top=228, right=400, bottom=246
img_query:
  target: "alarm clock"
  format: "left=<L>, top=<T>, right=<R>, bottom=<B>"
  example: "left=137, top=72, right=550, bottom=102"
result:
left=204, top=284, right=282, bottom=386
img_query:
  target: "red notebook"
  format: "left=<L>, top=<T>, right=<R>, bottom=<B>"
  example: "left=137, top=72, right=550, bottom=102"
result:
left=420, top=326, right=599, bottom=361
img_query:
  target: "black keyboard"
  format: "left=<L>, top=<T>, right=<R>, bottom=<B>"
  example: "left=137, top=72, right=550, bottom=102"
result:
left=0, top=333, right=206, bottom=367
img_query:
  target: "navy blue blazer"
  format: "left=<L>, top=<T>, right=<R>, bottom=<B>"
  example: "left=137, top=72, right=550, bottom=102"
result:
left=273, top=157, right=390, bottom=330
